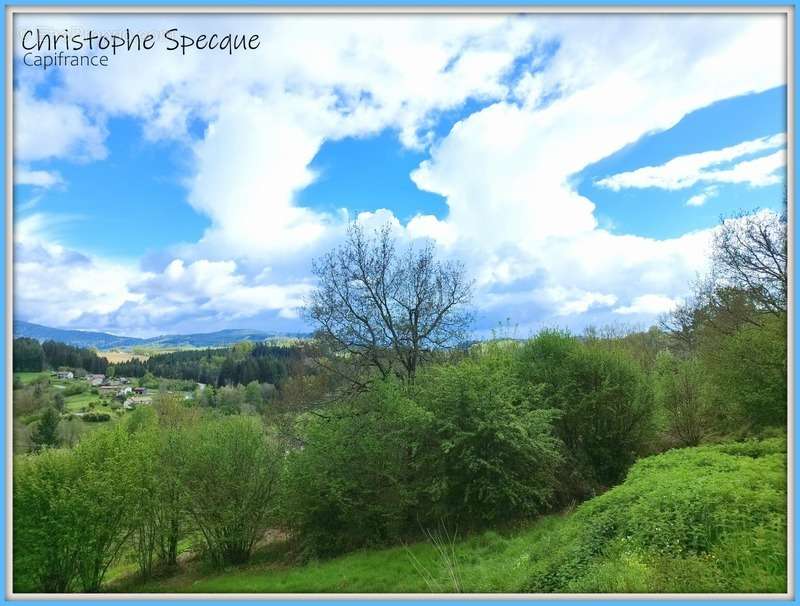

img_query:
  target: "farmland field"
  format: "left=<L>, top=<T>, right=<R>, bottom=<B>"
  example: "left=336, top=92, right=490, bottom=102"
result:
left=101, top=351, right=149, bottom=363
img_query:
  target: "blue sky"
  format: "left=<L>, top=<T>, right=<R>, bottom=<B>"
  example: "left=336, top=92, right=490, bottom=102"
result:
left=12, top=13, right=788, bottom=337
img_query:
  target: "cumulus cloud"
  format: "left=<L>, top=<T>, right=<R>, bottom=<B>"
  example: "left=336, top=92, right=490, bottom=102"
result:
left=613, top=294, right=681, bottom=316
left=15, top=167, right=63, bottom=188
left=405, top=14, right=784, bottom=324
left=13, top=215, right=317, bottom=336
left=11, top=13, right=788, bottom=333
left=686, top=186, right=719, bottom=207
left=597, top=133, right=786, bottom=191
left=14, top=86, right=106, bottom=163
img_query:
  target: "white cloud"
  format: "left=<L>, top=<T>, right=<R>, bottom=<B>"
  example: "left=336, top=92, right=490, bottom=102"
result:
left=686, top=186, right=719, bottom=207
left=406, top=14, right=784, bottom=322
left=597, top=133, right=786, bottom=191
left=613, top=294, right=681, bottom=315
left=15, top=167, right=63, bottom=188
left=11, top=14, right=788, bottom=332
left=13, top=213, right=316, bottom=335
left=14, top=86, right=106, bottom=163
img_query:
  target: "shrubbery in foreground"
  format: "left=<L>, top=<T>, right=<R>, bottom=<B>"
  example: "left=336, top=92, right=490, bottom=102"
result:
left=283, top=347, right=564, bottom=558
left=522, top=436, right=786, bottom=593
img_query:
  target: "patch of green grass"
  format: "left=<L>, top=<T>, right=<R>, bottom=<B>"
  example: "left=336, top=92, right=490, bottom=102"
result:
left=64, top=392, right=101, bottom=412
left=117, top=521, right=558, bottom=594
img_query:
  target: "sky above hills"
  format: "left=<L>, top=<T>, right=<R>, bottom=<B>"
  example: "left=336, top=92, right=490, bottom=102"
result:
left=13, top=13, right=787, bottom=337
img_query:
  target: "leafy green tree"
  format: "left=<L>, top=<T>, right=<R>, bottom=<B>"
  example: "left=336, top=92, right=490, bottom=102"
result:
left=71, top=427, right=138, bottom=591
left=244, top=381, right=263, bottom=410
left=52, top=391, right=66, bottom=413
left=217, top=385, right=245, bottom=414
left=414, top=346, right=563, bottom=527
left=285, top=346, right=563, bottom=556
left=125, top=404, right=189, bottom=579
left=283, top=380, right=430, bottom=557
left=15, top=427, right=136, bottom=592
left=13, top=449, right=81, bottom=592
left=176, top=416, right=282, bottom=566
left=31, top=407, right=61, bottom=451
left=516, top=331, right=656, bottom=493
left=702, top=314, right=787, bottom=429
left=653, top=351, right=711, bottom=446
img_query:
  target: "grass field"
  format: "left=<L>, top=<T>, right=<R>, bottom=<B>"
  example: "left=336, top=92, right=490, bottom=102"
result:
left=113, top=519, right=556, bottom=593
left=64, top=391, right=102, bottom=412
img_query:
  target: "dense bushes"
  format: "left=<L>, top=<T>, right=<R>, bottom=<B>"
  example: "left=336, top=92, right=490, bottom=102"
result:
left=283, top=381, right=429, bottom=557
left=702, top=315, right=787, bottom=429
left=285, top=347, right=564, bottom=557
left=653, top=352, right=712, bottom=447
left=13, top=319, right=788, bottom=591
left=177, top=416, right=282, bottom=565
left=13, top=402, right=283, bottom=591
left=516, top=331, right=656, bottom=495
left=14, top=449, right=81, bottom=592
left=415, top=351, right=562, bottom=526
left=14, top=427, right=137, bottom=592
left=522, top=437, right=786, bottom=593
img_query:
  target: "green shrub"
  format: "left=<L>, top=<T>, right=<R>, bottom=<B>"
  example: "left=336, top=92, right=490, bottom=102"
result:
left=176, top=416, right=282, bottom=567
left=13, top=449, right=81, bottom=592
left=82, top=412, right=111, bottom=423
left=63, top=383, right=87, bottom=397
left=70, top=427, right=139, bottom=591
left=702, top=315, right=787, bottom=429
left=653, top=351, right=713, bottom=447
left=522, top=437, right=787, bottom=593
left=516, top=331, right=656, bottom=495
left=285, top=347, right=563, bottom=557
left=414, top=347, right=562, bottom=527
left=14, top=427, right=139, bottom=592
left=283, top=380, right=429, bottom=558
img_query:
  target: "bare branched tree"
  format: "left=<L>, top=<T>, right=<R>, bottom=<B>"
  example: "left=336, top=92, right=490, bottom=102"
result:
left=304, top=222, right=473, bottom=385
left=661, top=205, right=788, bottom=346
left=710, top=208, right=787, bottom=315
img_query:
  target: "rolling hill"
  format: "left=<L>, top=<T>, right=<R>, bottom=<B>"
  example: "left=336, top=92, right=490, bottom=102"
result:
left=13, top=320, right=308, bottom=350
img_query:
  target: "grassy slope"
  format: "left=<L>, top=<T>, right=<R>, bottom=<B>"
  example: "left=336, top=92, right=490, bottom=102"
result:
left=116, top=437, right=787, bottom=594
left=113, top=519, right=560, bottom=593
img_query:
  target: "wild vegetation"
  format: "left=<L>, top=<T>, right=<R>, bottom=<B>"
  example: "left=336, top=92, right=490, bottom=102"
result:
left=12, top=208, right=788, bottom=594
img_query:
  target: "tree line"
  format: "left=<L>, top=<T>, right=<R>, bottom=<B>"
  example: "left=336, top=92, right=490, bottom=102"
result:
left=108, top=342, right=300, bottom=387
left=13, top=338, right=109, bottom=374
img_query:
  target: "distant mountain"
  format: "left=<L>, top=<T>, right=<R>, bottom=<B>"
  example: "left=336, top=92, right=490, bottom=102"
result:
left=140, top=328, right=308, bottom=348
left=13, top=320, right=308, bottom=350
left=14, top=320, right=145, bottom=349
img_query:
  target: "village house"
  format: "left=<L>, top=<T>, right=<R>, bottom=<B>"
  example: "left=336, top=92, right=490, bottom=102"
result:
left=133, top=387, right=147, bottom=395
left=98, top=385, right=119, bottom=397
left=85, top=373, right=105, bottom=386
left=55, top=371, right=74, bottom=380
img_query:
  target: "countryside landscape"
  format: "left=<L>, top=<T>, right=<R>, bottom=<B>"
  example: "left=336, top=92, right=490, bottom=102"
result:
left=12, top=211, right=788, bottom=594
left=11, top=12, right=789, bottom=596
